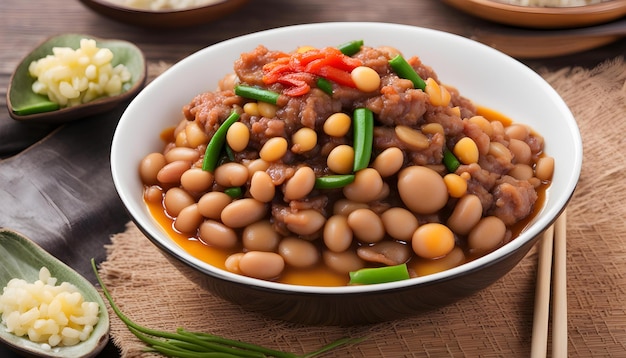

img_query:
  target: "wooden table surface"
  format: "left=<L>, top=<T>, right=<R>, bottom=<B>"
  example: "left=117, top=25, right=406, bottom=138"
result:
left=1, top=0, right=624, bottom=356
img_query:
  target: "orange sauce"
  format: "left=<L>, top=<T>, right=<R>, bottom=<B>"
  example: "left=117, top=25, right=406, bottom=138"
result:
left=146, top=199, right=349, bottom=286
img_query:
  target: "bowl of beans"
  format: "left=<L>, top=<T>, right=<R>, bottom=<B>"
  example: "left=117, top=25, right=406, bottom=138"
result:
left=111, top=22, right=582, bottom=325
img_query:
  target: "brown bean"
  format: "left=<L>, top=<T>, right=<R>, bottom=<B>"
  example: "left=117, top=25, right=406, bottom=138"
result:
left=242, top=220, right=280, bottom=252
left=180, top=168, right=213, bottom=193
left=226, top=122, right=250, bottom=152
left=174, top=204, right=203, bottom=233
left=143, top=185, right=163, bottom=203
left=164, top=147, right=201, bottom=163
left=243, top=159, right=270, bottom=179
left=509, top=138, right=532, bottom=165
left=259, top=137, right=288, bottom=162
left=371, top=147, right=404, bottom=177
left=278, top=237, right=319, bottom=268
left=332, top=199, right=368, bottom=216
left=447, top=194, right=483, bottom=236
left=139, top=152, right=166, bottom=185
left=411, top=223, right=455, bottom=259
left=157, top=160, right=191, bottom=184
left=535, top=156, right=554, bottom=181
left=327, top=145, right=354, bottom=174
left=395, top=125, right=430, bottom=150
left=164, top=187, right=195, bottom=217
left=357, top=240, right=412, bottom=266
left=199, top=220, right=239, bottom=249
left=343, top=168, right=383, bottom=203
left=468, top=216, right=506, bottom=253
left=214, top=162, right=249, bottom=187
left=185, top=121, right=209, bottom=148
left=504, top=123, right=530, bottom=141
left=219, top=73, right=238, bottom=91
left=508, top=164, right=534, bottom=181
left=322, top=250, right=365, bottom=274
left=220, top=198, right=267, bottom=228
left=165, top=147, right=200, bottom=163
left=347, top=208, right=385, bottom=243
left=224, top=252, right=244, bottom=274
left=467, top=116, right=493, bottom=137
left=373, top=182, right=390, bottom=201
left=381, top=207, right=419, bottom=241
left=323, top=113, right=351, bottom=137
left=323, top=215, right=353, bottom=252
left=284, top=209, right=326, bottom=236
left=397, top=166, right=448, bottom=214
left=249, top=171, right=275, bottom=202
left=291, top=127, right=317, bottom=153
left=283, top=166, right=315, bottom=201
left=197, top=191, right=232, bottom=219
left=238, top=251, right=285, bottom=280
left=488, top=142, right=512, bottom=163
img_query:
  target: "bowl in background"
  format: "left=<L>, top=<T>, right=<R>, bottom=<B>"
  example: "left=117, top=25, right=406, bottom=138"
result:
left=78, top=0, right=248, bottom=28
left=110, top=22, right=582, bottom=325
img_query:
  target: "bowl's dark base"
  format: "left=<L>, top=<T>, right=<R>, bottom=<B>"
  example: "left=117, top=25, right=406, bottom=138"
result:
left=158, top=234, right=541, bottom=326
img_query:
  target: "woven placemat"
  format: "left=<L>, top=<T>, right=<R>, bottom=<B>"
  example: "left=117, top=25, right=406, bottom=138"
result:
left=98, top=57, right=626, bottom=357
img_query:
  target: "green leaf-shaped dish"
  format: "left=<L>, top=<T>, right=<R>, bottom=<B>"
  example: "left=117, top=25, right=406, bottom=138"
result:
left=0, top=229, right=110, bottom=358
left=7, top=33, right=146, bottom=124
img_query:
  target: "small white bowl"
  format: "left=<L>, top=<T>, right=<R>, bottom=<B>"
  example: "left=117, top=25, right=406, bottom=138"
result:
left=79, top=0, right=249, bottom=28
left=111, top=22, right=582, bottom=325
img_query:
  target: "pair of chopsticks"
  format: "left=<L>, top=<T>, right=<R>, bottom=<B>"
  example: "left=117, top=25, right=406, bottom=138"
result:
left=531, top=211, right=568, bottom=358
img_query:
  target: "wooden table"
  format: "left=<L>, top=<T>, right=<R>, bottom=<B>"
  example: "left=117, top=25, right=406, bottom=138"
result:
left=1, top=0, right=624, bottom=356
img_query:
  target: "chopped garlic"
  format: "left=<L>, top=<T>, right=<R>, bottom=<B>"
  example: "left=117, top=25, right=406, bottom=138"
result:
left=28, top=38, right=131, bottom=107
left=0, top=267, right=100, bottom=348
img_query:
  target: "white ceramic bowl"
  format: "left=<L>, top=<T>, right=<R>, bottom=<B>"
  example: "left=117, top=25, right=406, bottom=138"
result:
left=78, top=0, right=248, bottom=28
left=111, top=22, right=582, bottom=325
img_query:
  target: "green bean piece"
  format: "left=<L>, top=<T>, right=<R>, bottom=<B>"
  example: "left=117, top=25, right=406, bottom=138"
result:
left=202, top=112, right=240, bottom=172
left=349, top=264, right=410, bottom=285
left=316, top=77, right=333, bottom=95
left=12, top=101, right=60, bottom=116
left=352, top=108, right=374, bottom=172
left=388, top=54, right=426, bottom=91
left=91, top=259, right=362, bottom=358
left=224, top=187, right=242, bottom=198
left=234, top=84, right=280, bottom=104
left=225, top=145, right=236, bottom=161
left=337, top=40, right=364, bottom=56
left=314, top=174, right=355, bottom=189
left=443, top=147, right=461, bottom=172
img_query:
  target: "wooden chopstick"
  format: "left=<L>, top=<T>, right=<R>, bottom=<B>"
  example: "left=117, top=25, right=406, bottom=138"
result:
left=530, top=211, right=568, bottom=358
left=552, top=211, right=568, bottom=358
left=531, top=223, right=554, bottom=358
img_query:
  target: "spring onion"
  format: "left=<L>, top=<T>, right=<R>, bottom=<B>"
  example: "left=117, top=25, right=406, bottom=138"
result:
left=315, top=77, right=333, bottom=95
left=337, top=40, right=364, bottom=56
left=202, top=112, right=240, bottom=172
left=234, top=85, right=281, bottom=105
left=349, top=264, right=410, bottom=285
left=443, top=147, right=461, bottom=173
left=12, top=101, right=60, bottom=116
left=314, top=174, right=355, bottom=189
left=388, top=55, right=426, bottom=91
left=91, top=259, right=363, bottom=357
left=352, top=108, right=374, bottom=172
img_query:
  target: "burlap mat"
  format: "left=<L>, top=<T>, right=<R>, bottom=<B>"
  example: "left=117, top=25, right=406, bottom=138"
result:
left=98, top=57, right=626, bottom=357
